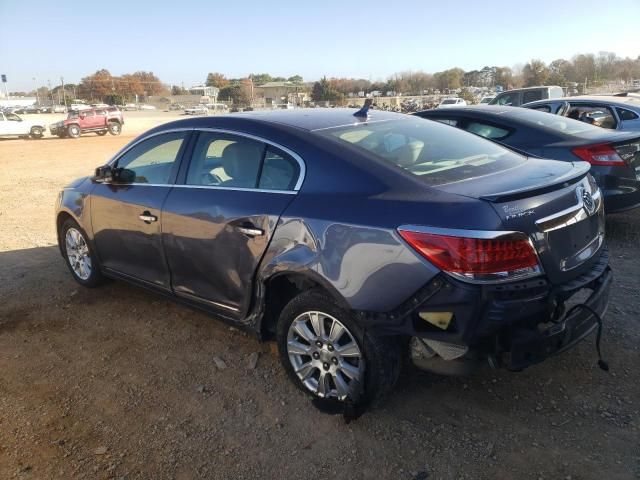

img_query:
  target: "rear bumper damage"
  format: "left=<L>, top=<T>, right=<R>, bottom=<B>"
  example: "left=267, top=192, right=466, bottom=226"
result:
left=360, top=248, right=612, bottom=375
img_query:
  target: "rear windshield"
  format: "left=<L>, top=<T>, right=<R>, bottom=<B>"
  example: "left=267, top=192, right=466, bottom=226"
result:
left=317, top=118, right=526, bottom=186
left=507, top=108, right=599, bottom=135
left=441, top=99, right=457, bottom=105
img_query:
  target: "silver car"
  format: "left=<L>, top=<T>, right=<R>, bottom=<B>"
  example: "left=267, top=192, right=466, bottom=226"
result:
left=523, top=95, right=640, bottom=132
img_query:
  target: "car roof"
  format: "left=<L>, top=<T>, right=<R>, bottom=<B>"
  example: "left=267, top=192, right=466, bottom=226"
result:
left=525, top=95, right=640, bottom=107
left=182, top=108, right=406, bottom=132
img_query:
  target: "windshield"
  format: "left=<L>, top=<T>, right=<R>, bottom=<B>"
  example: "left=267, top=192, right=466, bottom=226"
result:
left=441, top=99, right=457, bottom=105
left=508, top=108, right=598, bottom=135
left=317, top=118, right=526, bottom=186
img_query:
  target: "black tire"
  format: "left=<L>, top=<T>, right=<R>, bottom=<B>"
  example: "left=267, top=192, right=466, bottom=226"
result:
left=67, top=124, right=81, bottom=138
left=96, top=130, right=108, bottom=136
left=60, top=218, right=105, bottom=288
left=107, top=121, right=121, bottom=135
left=30, top=126, right=44, bottom=139
left=276, top=289, right=401, bottom=410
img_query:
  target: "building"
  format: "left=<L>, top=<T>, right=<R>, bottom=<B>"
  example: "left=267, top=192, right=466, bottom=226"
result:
left=253, top=81, right=308, bottom=107
left=188, top=85, right=219, bottom=101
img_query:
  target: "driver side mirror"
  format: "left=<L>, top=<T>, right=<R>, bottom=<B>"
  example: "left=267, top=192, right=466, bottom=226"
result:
left=93, top=165, right=136, bottom=184
left=93, top=165, right=113, bottom=182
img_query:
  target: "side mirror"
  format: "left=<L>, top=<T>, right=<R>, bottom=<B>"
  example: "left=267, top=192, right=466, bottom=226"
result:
left=115, top=168, right=136, bottom=183
left=93, top=165, right=113, bottom=182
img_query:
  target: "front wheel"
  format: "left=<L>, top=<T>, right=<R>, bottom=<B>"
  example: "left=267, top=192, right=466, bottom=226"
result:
left=67, top=124, right=81, bottom=138
left=108, top=122, right=121, bottom=135
left=30, top=126, right=44, bottom=139
left=276, top=290, right=401, bottom=410
left=61, top=219, right=105, bottom=287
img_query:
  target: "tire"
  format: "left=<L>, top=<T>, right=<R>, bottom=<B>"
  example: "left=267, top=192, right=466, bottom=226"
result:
left=60, top=218, right=105, bottom=288
left=67, top=124, right=81, bottom=138
left=276, top=290, right=401, bottom=411
left=107, top=121, right=121, bottom=135
left=96, top=130, right=108, bottom=136
left=30, top=126, right=44, bottom=139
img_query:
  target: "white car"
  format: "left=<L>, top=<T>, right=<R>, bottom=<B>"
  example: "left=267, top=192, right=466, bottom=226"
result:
left=52, top=105, right=67, bottom=113
left=437, top=98, right=467, bottom=108
left=138, top=104, right=156, bottom=110
left=123, top=103, right=139, bottom=111
left=70, top=103, right=91, bottom=111
left=478, top=96, right=495, bottom=104
left=0, top=111, right=46, bottom=138
left=184, top=105, right=209, bottom=115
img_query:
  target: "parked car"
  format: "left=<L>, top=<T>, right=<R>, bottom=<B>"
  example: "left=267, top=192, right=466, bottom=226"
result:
left=522, top=95, right=640, bottom=132
left=489, top=86, right=563, bottom=107
left=38, top=105, right=53, bottom=113
left=49, top=107, right=124, bottom=138
left=437, top=98, right=467, bottom=108
left=0, top=111, right=46, bottom=138
left=69, top=103, right=91, bottom=111
left=168, top=103, right=185, bottom=111
left=138, top=104, right=156, bottom=110
left=56, top=109, right=611, bottom=410
left=52, top=105, right=68, bottom=113
left=413, top=106, right=640, bottom=212
left=478, top=95, right=495, bottom=104
left=15, top=105, right=41, bottom=114
left=123, top=103, right=139, bottom=111
left=184, top=105, right=208, bottom=115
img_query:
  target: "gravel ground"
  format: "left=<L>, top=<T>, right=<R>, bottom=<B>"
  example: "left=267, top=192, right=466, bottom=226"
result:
left=0, top=126, right=639, bottom=479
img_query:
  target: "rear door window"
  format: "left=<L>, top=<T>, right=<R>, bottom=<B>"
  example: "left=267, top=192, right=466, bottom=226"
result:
left=567, top=104, right=617, bottom=129
left=464, top=121, right=511, bottom=140
left=258, top=147, right=300, bottom=191
left=616, top=107, right=639, bottom=121
left=522, top=90, right=543, bottom=104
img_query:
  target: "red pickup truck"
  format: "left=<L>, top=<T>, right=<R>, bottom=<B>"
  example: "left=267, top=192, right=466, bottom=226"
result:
left=49, top=107, right=124, bottom=138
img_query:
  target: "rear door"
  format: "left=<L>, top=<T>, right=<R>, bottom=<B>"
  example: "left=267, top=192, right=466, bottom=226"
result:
left=91, top=130, right=191, bottom=288
left=161, top=130, right=303, bottom=318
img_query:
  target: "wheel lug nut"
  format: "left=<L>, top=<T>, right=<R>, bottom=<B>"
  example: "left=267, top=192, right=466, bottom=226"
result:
left=327, top=344, right=334, bottom=352
left=323, top=363, right=330, bottom=370
left=315, top=341, right=322, bottom=348
left=332, top=357, right=338, bottom=365
left=312, top=352, right=320, bottom=359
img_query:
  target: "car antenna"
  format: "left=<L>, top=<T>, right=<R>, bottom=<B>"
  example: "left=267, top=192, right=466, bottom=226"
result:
left=353, top=98, right=373, bottom=118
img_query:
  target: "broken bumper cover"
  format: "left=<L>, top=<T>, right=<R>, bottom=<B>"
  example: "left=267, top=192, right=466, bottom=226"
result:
left=361, top=247, right=612, bottom=373
left=507, top=265, right=612, bottom=370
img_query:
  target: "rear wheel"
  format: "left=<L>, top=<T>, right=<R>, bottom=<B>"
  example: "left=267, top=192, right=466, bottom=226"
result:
left=67, top=124, right=81, bottom=138
left=108, top=121, right=121, bottom=135
left=30, top=126, right=44, bottom=139
left=96, top=130, right=108, bottom=136
left=276, top=290, right=401, bottom=410
left=60, top=219, right=105, bottom=287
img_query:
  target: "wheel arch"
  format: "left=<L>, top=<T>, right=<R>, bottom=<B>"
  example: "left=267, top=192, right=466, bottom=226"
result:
left=257, top=269, right=348, bottom=340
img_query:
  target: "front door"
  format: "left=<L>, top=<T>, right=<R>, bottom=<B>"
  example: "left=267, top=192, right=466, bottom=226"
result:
left=91, top=131, right=191, bottom=288
left=162, top=130, right=302, bottom=317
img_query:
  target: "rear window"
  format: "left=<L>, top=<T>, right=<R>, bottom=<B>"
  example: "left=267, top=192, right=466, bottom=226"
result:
left=441, top=99, right=458, bottom=105
left=506, top=108, right=599, bottom=135
left=316, top=118, right=526, bottom=186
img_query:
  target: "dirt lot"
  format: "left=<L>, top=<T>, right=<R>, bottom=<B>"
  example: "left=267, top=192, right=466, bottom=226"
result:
left=0, top=117, right=639, bottom=479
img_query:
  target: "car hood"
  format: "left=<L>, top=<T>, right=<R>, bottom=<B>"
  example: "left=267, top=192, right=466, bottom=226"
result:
left=433, top=158, right=590, bottom=202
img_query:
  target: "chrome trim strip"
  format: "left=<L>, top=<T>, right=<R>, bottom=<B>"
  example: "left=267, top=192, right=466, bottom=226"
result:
left=104, top=127, right=306, bottom=193
left=536, top=188, right=602, bottom=233
left=109, top=183, right=297, bottom=194
left=398, top=225, right=522, bottom=240
left=174, top=289, right=240, bottom=312
left=311, top=117, right=401, bottom=132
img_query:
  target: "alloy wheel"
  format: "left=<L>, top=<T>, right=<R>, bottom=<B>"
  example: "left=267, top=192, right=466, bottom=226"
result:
left=287, top=311, right=363, bottom=400
left=65, top=227, right=92, bottom=280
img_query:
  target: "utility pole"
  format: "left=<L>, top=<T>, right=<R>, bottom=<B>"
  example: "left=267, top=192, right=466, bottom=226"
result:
left=48, top=79, right=53, bottom=105
left=61, top=77, right=66, bottom=107
left=33, top=77, right=39, bottom=104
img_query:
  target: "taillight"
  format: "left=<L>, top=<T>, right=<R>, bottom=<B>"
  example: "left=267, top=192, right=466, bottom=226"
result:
left=572, top=143, right=625, bottom=166
left=398, top=229, right=541, bottom=283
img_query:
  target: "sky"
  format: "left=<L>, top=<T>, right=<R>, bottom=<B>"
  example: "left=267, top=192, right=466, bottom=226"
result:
left=1, top=0, right=639, bottom=91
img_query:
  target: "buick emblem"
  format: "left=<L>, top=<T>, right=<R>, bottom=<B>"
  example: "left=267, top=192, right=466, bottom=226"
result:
left=579, top=187, right=596, bottom=215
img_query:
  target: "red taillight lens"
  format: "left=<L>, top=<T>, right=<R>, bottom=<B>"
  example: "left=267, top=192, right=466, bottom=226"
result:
left=572, top=143, right=625, bottom=166
left=398, top=230, right=540, bottom=282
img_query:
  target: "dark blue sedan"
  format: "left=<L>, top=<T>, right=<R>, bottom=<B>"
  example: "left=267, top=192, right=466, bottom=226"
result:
left=56, top=109, right=611, bottom=411
left=414, top=106, right=640, bottom=213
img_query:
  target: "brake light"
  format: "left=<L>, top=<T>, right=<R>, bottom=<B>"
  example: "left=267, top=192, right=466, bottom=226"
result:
left=398, top=229, right=541, bottom=282
left=572, top=143, right=625, bottom=166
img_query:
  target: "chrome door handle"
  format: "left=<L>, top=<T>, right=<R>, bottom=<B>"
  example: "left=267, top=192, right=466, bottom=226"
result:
left=236, top=226, right=264, bottom=236
left=139, top=212, right=158, bottom=223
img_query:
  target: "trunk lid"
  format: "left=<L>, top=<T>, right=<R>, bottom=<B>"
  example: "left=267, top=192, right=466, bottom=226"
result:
left=434, top=159, right=604, bottom=284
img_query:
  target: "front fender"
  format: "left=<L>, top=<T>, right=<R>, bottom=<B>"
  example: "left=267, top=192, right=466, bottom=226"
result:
left=55, top=177, right=95, bottom=256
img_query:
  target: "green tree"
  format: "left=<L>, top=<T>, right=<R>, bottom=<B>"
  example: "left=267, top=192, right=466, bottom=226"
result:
left=219, top=82, right=251, bottom=106
left=171, top=85, right=189, bottom=95
left=522, top=59, right=549, bottom=86
left=205, top=72, right=229, bottom=88
left=311, top=77, right=342, bottom=102
left=248, top=73, right=273, bottom=85
left=288, top=75, right=303, bottom=83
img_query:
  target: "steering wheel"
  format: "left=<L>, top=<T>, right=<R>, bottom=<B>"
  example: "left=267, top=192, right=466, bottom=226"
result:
left=202, top=172, right=223, bottom=185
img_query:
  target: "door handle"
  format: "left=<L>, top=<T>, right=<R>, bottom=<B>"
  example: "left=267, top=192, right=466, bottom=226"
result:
left=139, top=211, right=158, bottom=223
left=235, top=226, right=264, bottom=237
